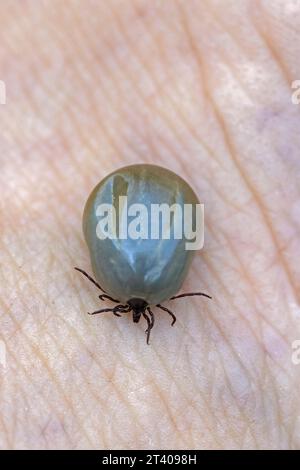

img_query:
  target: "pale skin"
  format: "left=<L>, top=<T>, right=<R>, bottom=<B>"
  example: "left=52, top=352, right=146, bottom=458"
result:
left=0, top=0, right=300, bottom=450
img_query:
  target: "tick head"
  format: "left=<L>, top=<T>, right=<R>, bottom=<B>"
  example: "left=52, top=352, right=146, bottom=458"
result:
left=127, top=298, right=148, bottom=323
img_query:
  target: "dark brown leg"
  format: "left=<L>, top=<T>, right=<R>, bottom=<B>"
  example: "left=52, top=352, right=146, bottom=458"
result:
left=88, top=304, right=129, bottom=317
left=156, top=304, right=176, bottom=326
left=143, top=311, right=152, bottom=344
left=170, top=292, right=212, bottom=300
left=74, top=267, right=107, bottom=293
left=147, top=306, right=155, bottom=329
left=99, top=293, right=120, bottom=303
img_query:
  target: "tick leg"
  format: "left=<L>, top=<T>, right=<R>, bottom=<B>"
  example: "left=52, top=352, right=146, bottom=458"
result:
left=170, top=292, right=212, bottom=300
left=74, top=267, right=107, bottom=293
left=143, top=311, right=153, bottom=345
left=88, top=307, right=121, bottom=317
left=146, top=307, right=155, bottom=329
left=99, top=294, right=120, bottom=303
left=156, top=304, right=176, bottom=326
left=88, top=304, right=127, bottom=317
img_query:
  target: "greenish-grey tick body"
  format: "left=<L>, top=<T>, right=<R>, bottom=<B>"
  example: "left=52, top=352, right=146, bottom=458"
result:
left=75, top=163, right=211, bottom=344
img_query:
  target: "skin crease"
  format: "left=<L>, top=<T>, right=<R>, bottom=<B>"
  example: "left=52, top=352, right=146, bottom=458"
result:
left=0, top=0, right=300, bottom=450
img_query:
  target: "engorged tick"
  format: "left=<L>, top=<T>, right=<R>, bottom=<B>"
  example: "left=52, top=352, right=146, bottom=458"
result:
left=75, top=163, right=212, bottom=344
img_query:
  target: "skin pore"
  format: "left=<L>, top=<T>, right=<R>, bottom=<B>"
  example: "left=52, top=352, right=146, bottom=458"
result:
left=0, top=0, right=300, bottom=449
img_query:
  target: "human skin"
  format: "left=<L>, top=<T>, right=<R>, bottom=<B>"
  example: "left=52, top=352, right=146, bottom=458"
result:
left=0, top=0, right=300, bottom=449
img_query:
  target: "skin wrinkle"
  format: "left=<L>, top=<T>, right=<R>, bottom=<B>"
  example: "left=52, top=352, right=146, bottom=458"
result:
left=171, top=2, right=241, bottom=183
left=56, top=314, right=139, bottom=427
left=261, top=372, right=281, bottom=447
left=69, top=0, right=213, bottom=192
left=71, top=0, right=202, bottom=178
left=13, top=323, right=93, bottom=446
left=109, top=0, right=217, bottom=166
left=207, top=193, right=258, bottom=237
left=198, top=5, right=265, bottom=107
left=276, top=223, right=300, bottom=263
left=186, top=315, right=260, bottom=448
left=3, top=225, right=67, bottom=314
left=168, top=397, right=203, bottom=449
left=2, top=372, right=29, bottom=449
left=139, top=381, right=183, bottom=447
left=205, top=227, right=294, bottom=447
left=13, top=368, right=74, bottom=449
left=214, top=371, right=255, bottom=449
left=252, top=2, right=294, bottom=87
left=110, top=1, right=170, bottom=101
left=145, top=325, right=221, bottom=447
left=15, top=56, right=53, bottom=140
left=155, top=331, right=222, bottom=448
left=39, top=336, right=109, bottom=450
left=38, top=147, right=82, bottom=220
left=184, top=346, right=250, bottom=448
left=2, top=154, right=81, bottom=238
left=210, top=343, right=259, bottom=446
left=62, top=38, right=155, bottom=172
left=40, top=416, right=59, bottom=447
left=1, top=233, right=97, bottom=447
left=132, top=24, right=222, bottom=180
left=67, top=5, right=149, bottom=153
left=57, top=93, right=116, bottom=177
left=153, top=384, right=188, bottom=448
left=3, top=247, right=51, bottom=328
left=277, top=15, right=300, bottom=37
left=215, top=345, right=262, bottom=449
left=175, top=2, right=300, bottom=328
left=155, top=332, right=225, bottom=448
left=11, top=284, right=115, bottom=450
left=177, top=4, right=300, bottom=310
left=218, top=117, right=300, bottom=306
left=190, top=275, right=274, bottom=434
left=198, top=250, right=292, bottom=388
left=290, top=400, right=300, bottom=449
left=48, top=130, right=92, bottom=195
left=0, top=329, right=75, bottom=448
left=202, top=0, right=292, bottom=109
left=89, top=339, right=157, bottom=443
left=40, top=321, right=109, bottom=412
left=223, top=231, right=291, bottom=358
left=264, top=362, right=287, bottom=447
left=106, top=361, right=158, bottom=448
left=0, top=392, right=13, bottom=449
left=150, top=348, right=205, bottom=434
left=27, top=10, right=129, bottom=174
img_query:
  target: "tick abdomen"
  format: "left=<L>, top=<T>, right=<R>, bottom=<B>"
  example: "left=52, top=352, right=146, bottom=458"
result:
left=83, top=164, right=199, bottom=305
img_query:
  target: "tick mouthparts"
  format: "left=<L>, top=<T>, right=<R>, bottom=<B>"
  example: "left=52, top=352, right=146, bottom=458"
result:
left=132, top=312, right=142, bottom=323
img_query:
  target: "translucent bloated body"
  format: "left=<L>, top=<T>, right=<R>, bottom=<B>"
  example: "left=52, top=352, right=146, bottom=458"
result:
left=83, top=164, right=200, bottom=305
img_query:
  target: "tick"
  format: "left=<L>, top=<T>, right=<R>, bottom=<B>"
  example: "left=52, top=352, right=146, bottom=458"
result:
left=75, top=163, right=211, bottom=344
